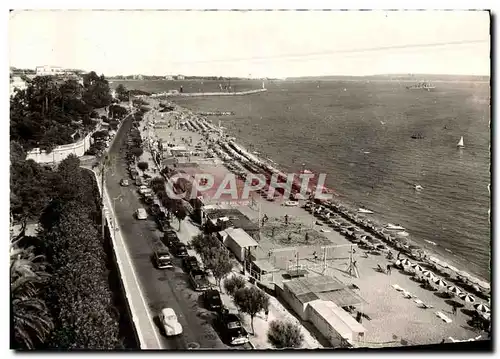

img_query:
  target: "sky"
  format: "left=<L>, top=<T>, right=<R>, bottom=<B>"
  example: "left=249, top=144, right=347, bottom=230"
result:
left=9, top=10, right=491, bottom=78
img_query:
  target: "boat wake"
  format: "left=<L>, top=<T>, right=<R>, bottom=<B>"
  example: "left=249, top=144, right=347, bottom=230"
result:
left=425, top=240, right=437, bottom=246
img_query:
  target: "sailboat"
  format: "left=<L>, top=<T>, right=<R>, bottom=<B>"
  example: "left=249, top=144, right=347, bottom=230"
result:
left=457, top=136, right=465, bottom=148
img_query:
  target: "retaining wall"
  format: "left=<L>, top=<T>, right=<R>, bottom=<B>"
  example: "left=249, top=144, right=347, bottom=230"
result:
left=26, top=132, right=92, bottom=163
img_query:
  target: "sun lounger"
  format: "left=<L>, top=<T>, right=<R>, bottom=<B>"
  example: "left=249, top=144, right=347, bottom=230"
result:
left=414, top=299, right=434, bottom=309
left=392, top=284, right=404, bottom=291
left=435, top=311, right=453, bottom=323
left=402, top=291, right=413, bottom=299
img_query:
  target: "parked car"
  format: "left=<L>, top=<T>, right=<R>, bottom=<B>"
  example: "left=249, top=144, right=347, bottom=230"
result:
left=136, top=208, right=148, bottom=220
left=120, top=178, right=130, bottom=187
left=135, top=177, right=145, bottom=186
left=153, top=243, right=173, bottom=269
left=172, top=242, right=188, bottom=257
left=157, top=217, right=170, bottom=232
left=144, top=196, right=154, bottom=205
left=159, top=308, right=183, bottom=336
left=150, top=204, right=161, bottom=217
left=202, top=289, right=223, bottom=311
left=163, top=232, right=180, bottom=248
left=189, top=269, right=210, bottom=291
left=216, top=311, right=249, bottom=345
left=182, top=256, right=201, bottom=273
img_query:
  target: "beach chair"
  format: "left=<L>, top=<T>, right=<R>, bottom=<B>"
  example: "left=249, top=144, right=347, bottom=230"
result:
left=435, top=311, right=453, bottom=323
left=414, top=299, right=434, bottom=309
left=392, top=284, right=404, bottom=291
left=402, top=291, right=413, bottom=299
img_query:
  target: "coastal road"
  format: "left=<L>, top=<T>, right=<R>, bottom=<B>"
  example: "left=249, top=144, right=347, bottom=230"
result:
left=105, top=117, right=228, bottom=350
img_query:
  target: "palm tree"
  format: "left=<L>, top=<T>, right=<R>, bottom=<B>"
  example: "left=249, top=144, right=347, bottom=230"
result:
left=10, top=243, right=53, bottom=349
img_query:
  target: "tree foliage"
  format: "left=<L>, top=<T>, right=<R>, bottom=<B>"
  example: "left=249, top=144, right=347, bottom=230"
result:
left=267, top=320, right=304, bottom=349
left=223, top=275, right=246, bottom=297
left=191, top=234, right=233, bottom=288
left=115, top=84, right=129, bottom=102
left=82, top=71, right=112, bottom=109
left=10, top=159, right=55, bottom=225
left=109, top=104, right=128, bottom=120
left=35, top=160, right=121, bottom=349
left=130, top=147, right=143, bottom=159
left=10, top=242, right=53, bottom=349
left=233, top=286, right=269, bottom=334
left=10, top=72, right=113, bottom=152
left=137, top=161, right=149, bottom=173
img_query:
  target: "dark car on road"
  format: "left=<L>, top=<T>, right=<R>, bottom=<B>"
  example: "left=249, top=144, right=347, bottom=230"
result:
left=202, top=289, right=223, bottom=311
left=182, top=256, right=201, bottom=273
left=189, top=269, right=210, bottom=292
left=156, top=217, right=170, bottom=232
left=172, top=242, right=188, bottom=257
left=215, top=311, right=249, bottom=345
left=163, top=232, right=180, bottom=248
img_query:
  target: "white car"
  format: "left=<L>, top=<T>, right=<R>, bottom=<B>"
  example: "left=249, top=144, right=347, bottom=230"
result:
left=160, top=308, right=183, bottom=336
left=284, top=200, right=299, bottom=207
left=136, top=208, right=147, bottom=220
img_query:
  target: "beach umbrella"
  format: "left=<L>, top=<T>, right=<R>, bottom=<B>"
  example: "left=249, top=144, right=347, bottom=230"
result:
left=447, top=285, right=463, bottom=296
left=400, top=258, right=412, bottom=267
left=421, top=270, right=436, bottom=279
left=433, top=278, right=448, bottom=288
left=411, top=264, right=424, bottom=272
left=458, top=293, right=476, bottom=304
left=473, top=303, right=490, bottom=313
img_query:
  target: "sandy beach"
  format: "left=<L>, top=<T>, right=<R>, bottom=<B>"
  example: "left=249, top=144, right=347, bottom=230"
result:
left=141, top=97, right=490, bottom=347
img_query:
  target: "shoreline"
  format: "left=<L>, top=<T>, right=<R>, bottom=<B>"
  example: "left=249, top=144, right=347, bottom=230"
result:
left=145, top=98, right=491, bottom=345
left=168, top=100, right=490, bottom=295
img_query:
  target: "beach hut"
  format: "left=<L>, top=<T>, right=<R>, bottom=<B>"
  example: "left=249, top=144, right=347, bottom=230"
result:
left=447, top=285, right=463, bottom=296
left=473, top=303, right=490, bottom=313
left=411, top=264, right=424, bottom=272
left=458, top=293, right=475, bottom=304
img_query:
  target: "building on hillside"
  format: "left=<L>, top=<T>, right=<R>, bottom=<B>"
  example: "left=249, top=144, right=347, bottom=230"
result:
left=35, top=65, right=65, bottom=76
left=165, top=75, right=174, bottom=80
left=176, top=74, right=185, bottom=80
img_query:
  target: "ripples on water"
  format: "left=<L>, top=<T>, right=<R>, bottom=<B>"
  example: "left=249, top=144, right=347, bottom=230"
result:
left=115, top=79, right=491, bottom=279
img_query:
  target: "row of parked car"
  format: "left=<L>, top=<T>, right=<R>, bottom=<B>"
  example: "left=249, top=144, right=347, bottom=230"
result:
left=122, top=127, right=250, bottom=345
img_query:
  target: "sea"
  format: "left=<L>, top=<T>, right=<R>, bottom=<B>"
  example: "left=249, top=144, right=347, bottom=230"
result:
left=112, top=78, right=491, bottom=280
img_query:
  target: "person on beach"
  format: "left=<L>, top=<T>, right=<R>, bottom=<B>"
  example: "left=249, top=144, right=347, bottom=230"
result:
left=386, top=264, right=392, bottom=275
left=452, top=305, right=457, bottom=315
left=265, top=308, right=269, bottom=321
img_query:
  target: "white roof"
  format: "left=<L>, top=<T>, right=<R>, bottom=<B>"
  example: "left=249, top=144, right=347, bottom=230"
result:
left=308, top=300, right=365, bottom=336
left=226, top=228, right=258, bottom=248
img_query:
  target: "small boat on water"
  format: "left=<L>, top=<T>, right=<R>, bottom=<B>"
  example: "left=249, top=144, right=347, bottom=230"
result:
left=415, top=184, right=423, bottom=191
left=385, top=223, right=406, bottom=231
left=358, top=208, right=374, bottom=214
left=411, top=133, right=424, bottom=139
left=457, top=136, right=465, bottom=148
